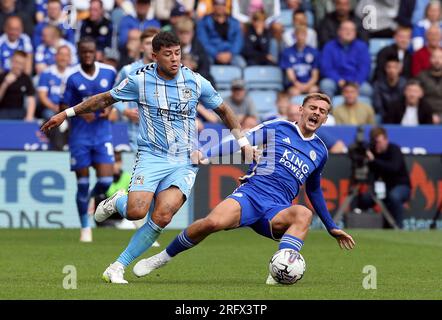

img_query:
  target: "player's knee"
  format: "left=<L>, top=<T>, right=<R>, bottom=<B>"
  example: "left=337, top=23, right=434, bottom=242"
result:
left=126, top=208, right=146, bottom=221
left=294, top=207, right=313, bottom=225
left=202, top=217, right=222, bottom=233
left=151, top=213, right=173, bottom=228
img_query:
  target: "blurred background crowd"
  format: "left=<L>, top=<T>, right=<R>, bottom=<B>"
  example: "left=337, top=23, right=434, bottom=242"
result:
left=0, top=0, right=441, bottom=145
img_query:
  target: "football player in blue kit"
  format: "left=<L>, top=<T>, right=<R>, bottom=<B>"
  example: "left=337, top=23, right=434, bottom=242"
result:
left=132, top=93, right=355, bottom=284
left=41, top=31, right=254, bottom=283
left=61, top=37, right=117, bottom=242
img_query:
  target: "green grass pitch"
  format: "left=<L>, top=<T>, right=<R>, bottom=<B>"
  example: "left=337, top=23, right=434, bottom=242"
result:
left=0, top=228, right=441, bottom=300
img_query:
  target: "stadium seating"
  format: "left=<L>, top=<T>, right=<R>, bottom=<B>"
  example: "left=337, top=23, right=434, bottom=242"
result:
left=291, top=94, right=307, bottom=106
left=249, top=90, right=278, bottom=120
left=244, top=66, right=283, bottom=91
left=210, top=65, right=242, bottom=91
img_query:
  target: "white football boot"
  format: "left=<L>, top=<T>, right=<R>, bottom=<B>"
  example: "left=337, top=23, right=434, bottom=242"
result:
left=94, top=190, right=125, bottom=222
left=79, top=227, right=92, bottom=242
left=266, top=274, right=278, bottom=285
left=133, top=252, right=169, bottom=277
left=102, top=262, right=128, bottom=284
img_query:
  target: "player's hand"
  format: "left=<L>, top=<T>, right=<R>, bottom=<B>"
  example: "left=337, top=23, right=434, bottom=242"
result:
left=330, top=229, right=355, bottom=250
left=99, top=106, right=112, bottom=118
left=40, top=111, right=67, bottom=133
left=241, top=145, right=261, bottom=164
left=190, top=150, right=209, bottom=165
left=4, top=72, right=17, bottom=85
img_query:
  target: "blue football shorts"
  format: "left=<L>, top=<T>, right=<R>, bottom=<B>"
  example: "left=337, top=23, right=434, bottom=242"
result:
left=70, top=140, right=115, bottom=171
left=128, top=150, right=198, bottom=199
left=227, top=182, right=291, bottom=240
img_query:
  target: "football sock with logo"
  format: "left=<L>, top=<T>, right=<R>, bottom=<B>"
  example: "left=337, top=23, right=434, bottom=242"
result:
left=76, top=177, right=90, bottom=228
left=279, top=234, right=304, bottom=252
left=165, top=229, right=196, bottom=257
left=115, top=194, right=128, bottom=218
left=117, top=217, right=163, bottom=267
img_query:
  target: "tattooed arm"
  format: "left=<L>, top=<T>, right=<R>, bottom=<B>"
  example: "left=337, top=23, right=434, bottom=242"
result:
left=40, top=92, right=117, bottom=132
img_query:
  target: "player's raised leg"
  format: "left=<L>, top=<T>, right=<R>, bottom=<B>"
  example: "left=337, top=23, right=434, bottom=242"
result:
left=133, top=198, right=242, bottom=277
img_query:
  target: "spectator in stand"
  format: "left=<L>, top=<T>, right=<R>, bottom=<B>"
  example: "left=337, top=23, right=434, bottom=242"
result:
left=280, top=25, right=319, bottom=96
left=196, top=0, right=232, bottom=19
left=79, top=0, right=113, bottom=62
left=334, top=82, right=375, bottom=125
left=33, top=0, right=75, bottom=49
left=320, top=20, right=372, bottom=99
left=0, top=50, right=35, bottom=120
left=34, top=25, right=77, bottom=74
left=384, top=79, right=435, bottom=125
left=0, top=15, right=33, bottom=75
left=175, top=17, right=215, bottom=86
left=317, top=0, right=368, bottom=48
left=411, top=24, right=441, bottom=76
left=412, top=1, right=442, bottom=51
left=242, top=10, right=275, bottom=66
left=263, top=90, right=291, bottom=121
left=35, top=0, right=69, bottom=24
left=223, top=79, right=258, bottom=124
left=0, top=0, right=34, bottom=36
left=37, top=45, right=72, bottom=120
left=161, top=4, right=188, bottom=33
left=196, top=0, right=245, bottom=68
left=119, top=28, right=142, bottom=68
left=283, top=9, right=317, bottom=48
left=372, top=57, right=407, bottom=122
left=355, top=0, right=399, bottom=38
left=152, top=0, right=195, bottom=24
left=231, top=0, right=281, bottom=26
left=118, top=0, right=160, bottom=52
left=374, top=26, right=413, bottom=81
left=417, top=48, right=442, bottom=123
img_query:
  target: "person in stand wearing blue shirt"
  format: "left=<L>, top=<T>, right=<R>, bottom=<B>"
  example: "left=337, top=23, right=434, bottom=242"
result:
left=33, top=0, right=75, bottom=49
left=61, top=37, right=117, bottom=243
left=280, top=25, right=319, bottom=97
left=0, top=15, right=33, bottom=75
left=131, top=93, right=355, bottom=284
left=196, top=0, right=246, bottom=68
left=117, top=0, right=161, bottom=52
left=319, top=20, right=372, bottom=99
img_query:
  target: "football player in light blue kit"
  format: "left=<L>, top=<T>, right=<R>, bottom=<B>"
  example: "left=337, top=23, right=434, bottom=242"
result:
left=132, top=93, right=356, bottom=284
left=62, top=37, right=117, bottom=242
left=41, top=31, right=253, bottom=284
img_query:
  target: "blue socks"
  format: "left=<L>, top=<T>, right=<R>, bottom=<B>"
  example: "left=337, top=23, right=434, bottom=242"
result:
left=166, top=229, right=196, bottom=257
left=92, top=176, right=113, bottom=198
left=279, top=234, right=304, bottom=252
left=116, top=194, right=128, bottom=218
left=117, top=217, right=163, bottom=267
left=76, top=177, right=90, bottom=228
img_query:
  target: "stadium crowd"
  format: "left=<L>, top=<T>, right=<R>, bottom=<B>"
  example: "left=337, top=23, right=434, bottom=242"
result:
left=0, top=0, right=441, bottom=141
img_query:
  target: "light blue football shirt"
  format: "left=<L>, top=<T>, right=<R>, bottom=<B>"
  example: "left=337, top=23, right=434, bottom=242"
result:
left=110, top=63, right=223, bottom=156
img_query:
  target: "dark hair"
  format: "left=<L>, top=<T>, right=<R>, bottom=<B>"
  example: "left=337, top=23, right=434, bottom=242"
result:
left=77, top=36, right=96, bottom=50
left=152, top=31, right=180, bottom=52
left=47, top=0, right=62, bottom=5
left=12, top=50, right=27, bottom=59
left=342, top=81, right=359, bottom=90
left=405, top=78, right=422, bottom=88
left=370, top=126, right=388, bottom=141
left=385, top=55, right=400, bottom=64
left=293, top=8, right=306, bottom=17
left=90, top=0, right=103, bottom=7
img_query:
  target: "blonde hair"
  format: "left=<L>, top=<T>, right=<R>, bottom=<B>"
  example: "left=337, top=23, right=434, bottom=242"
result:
left=302, top=93, right=332, bottom=111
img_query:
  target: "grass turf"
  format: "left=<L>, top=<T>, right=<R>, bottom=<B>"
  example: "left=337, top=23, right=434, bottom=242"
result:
left=0, top=228, right=441, bottom=300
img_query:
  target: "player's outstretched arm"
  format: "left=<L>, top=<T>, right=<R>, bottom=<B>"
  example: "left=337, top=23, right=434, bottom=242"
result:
left=329, top=229, right=355, bottom=250
left=40, top=92, right=117, bottom=133
left=214, top=102, right=255, bottom=163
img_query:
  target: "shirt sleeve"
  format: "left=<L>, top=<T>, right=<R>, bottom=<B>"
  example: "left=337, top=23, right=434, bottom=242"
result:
left=109, top=74, right=139, bottom=102
left=37, top=72, right=49, bottom=91
left=305, top=156, right=339, bottom=234
left=197, top=73, right=223, bottom=110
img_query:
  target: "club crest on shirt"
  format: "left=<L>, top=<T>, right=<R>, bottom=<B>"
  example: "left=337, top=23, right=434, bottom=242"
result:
left=100, top=79, right=109, bottom=88
left=309, top=150, right=317, bottom=161
left=182, top=87, right=192, bottom=100
left=134, top=175, right=144, bottom=185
